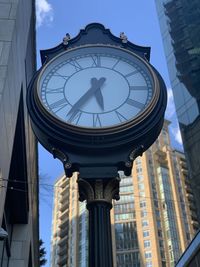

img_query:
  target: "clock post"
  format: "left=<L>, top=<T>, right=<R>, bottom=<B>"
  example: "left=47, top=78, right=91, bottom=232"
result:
left=77, top=176, right=120, bottom=267
left=27, top=23, right=167, bottom=267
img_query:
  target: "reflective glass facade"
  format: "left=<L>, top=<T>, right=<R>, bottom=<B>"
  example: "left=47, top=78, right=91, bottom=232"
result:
left=155, top=0, right=200, bottom=221
left=157, top=166, right=181, bottom=266
left=176, top=230, right=200, bottom=267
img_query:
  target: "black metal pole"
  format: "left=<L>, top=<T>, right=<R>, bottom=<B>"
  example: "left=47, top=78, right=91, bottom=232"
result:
left=87, top=201, right=113, bottom=267
left=77, top=177, right=120, bottom=267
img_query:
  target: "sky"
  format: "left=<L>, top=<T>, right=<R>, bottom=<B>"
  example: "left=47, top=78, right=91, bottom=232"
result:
left=36, top=0, right=183, bottom=265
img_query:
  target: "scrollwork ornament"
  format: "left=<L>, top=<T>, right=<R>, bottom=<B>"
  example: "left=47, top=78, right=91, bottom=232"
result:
left=77, top=176, right=120, bottom=205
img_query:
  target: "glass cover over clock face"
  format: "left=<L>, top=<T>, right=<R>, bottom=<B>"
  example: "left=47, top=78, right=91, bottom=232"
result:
left=38, top=45, right=155, bottom=128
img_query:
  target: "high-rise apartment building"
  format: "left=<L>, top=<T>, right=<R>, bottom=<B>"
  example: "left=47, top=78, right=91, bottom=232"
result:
left=0, top=0, right=38, bottom=266
left=51, top=121, right=198, bottom=267
left=154, top=0, right=200, bottom=222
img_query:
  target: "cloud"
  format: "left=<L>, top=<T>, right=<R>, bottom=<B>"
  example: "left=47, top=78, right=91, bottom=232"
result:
left=165, top=88, right=183, bottom=147
left=36, top=0, right=53, bottom=27
left=171, top=125, right=183, bottom=145
left=165, top=88, right=176, bottom=119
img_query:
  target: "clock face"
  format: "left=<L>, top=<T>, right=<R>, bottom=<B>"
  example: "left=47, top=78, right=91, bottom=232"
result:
left=37, top=45, right=155, bottom=129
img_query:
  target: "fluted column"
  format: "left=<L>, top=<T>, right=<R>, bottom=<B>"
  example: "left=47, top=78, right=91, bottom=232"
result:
left=77, top=177, right=120, bottom=267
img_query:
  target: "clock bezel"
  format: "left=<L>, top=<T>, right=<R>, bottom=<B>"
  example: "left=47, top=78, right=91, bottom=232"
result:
left=34, top=44, right=160, bottom=135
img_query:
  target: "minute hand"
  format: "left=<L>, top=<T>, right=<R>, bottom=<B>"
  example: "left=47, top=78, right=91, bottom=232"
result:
left=67, top=77, right=106, bottom=116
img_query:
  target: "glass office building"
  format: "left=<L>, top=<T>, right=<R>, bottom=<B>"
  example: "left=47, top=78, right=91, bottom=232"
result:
left=176, top=230, right=200, bottom=267
left=155, top=0, right=200, bottom=222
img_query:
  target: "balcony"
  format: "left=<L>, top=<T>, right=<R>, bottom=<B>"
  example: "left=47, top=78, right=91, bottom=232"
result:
left=57, top=234, right=68, bottom=247
left=59, top=227, right=68, bottom=239
left=182, top=168, right=188, bottom=175
left=60, top=201, right=69, bottom=213
left=57, top=253, right=68, bottom=266
left=185, top=185, right=193, bottom=194
left=61, top=178, right=68, bottom=189
left=59, top=209, right=69, bottom=220
left=58, top=244, right=68, bottom=256
left=59, top=217, right=69, bottom=229
left=186, top=193, right=194, bottom=201
left=191, top=211, right=198, bottom=221
left=189, top=202, right=197, bottom=212
left=153, top=149, right=167, bottom=165
left=60, top=193, right=69, bottom=204
left=60, top=184, right=69, bottom=196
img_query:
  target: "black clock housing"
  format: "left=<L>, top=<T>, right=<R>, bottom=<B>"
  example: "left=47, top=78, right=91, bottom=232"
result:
left=27, top=23, right=167, bottom=177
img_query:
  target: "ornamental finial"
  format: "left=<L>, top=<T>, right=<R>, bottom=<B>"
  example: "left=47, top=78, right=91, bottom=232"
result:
left=120, top=32, right=128, bottom=43
left=63, top=33, right=71, bottom=46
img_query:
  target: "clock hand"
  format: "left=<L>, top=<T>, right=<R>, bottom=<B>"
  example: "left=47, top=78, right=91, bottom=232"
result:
left=95, top=88, right=104, bottom=110
left=67, top=77, right=106, bottom=117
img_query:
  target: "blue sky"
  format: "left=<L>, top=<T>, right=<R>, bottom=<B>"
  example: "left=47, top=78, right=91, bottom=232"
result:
left=36, top=0, right=183, bottom=265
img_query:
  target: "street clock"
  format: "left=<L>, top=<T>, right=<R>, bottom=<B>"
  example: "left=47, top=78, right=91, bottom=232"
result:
left=27, top=23, right=167, bottom=177
left=27, top=23, right=167, bottom=267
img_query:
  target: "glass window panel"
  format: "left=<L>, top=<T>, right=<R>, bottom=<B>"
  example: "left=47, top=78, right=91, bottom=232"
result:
left=143, top=230, right=150, bottom=238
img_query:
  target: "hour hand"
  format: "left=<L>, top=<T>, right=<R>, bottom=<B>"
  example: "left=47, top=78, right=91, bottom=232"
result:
left=67, top=77, right=106, bottom=116
left=95, top=87, right=104, bottom=110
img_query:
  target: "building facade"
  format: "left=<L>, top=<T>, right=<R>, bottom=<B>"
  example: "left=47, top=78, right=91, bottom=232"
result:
left=51, top=121, right=198, bottom=267
left=0, top=0, right=38, bottom=266
left=154, top=0, right=200, bottom=222
left=51, top=176, right=88, bottom=267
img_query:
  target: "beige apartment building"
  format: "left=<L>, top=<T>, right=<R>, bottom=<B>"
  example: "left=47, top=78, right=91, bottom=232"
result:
left=51, top=120, right=198, bottom=267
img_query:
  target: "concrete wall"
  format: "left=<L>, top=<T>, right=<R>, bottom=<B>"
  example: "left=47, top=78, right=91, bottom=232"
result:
left=0, top=0, right=39, bottom=266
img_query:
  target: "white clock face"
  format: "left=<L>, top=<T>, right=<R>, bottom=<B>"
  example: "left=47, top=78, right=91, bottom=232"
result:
left=38, top=46, right=155, bottom=128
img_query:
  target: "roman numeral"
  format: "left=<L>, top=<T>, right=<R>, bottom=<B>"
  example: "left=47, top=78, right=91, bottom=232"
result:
left=126, top=98, right=145, bottom=110
left=111, top=59, right=120, bottom=69
left=125, top=70, right=139, bottom=78
left=45, top=87, right=64, bottom=94
left=130, top=86, right=148, bottom=91
left=68, top=110, right=82, bottom=125
left=69, top=59, right=82, bottom=71
left=93, top=114, right=102, bottom=127
left=91, top=55, right=101, bottom=67
left=115, top=111, right=127, bottom=122
left=53, top=72, right=69, bottom=80
left=49, top=98, right=68, bottom=112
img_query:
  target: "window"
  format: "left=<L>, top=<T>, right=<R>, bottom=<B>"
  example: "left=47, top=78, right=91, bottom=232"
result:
left=136, top=167, right=143, bottom=173
left=146, top=261, right=153, bottom=267
left=137, top=174, right=144, bottom=181
left=140, top=201, right=146, bottom=208
left=136, top=158, right=142, bottom=164
left=142, top=220, right=149, bottom=227
left=141, top=210, right=148, bottom=218
left=159, top=240, right=164, bottom=248
left=162, top=129, right=168, bottom=145
left=161, top=250, right=166, bottom=260
left=158, top=230, right=162, bottom=238
left=114, top=213, right=135, bottom=221
left=145, top=251, right=152, bottom=259
left=154, top=200, right=159, bottom=208
left=138, top=183, right=144, bottom=190
left=139, top=191, right=145, bottom=197
left=155, top=210, right=160, bottom=217
left=143, top=230, right=150, bottom=238
left=157, top=220, right=161, bottom=228
left=144, top=240, right=151, bottom=248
